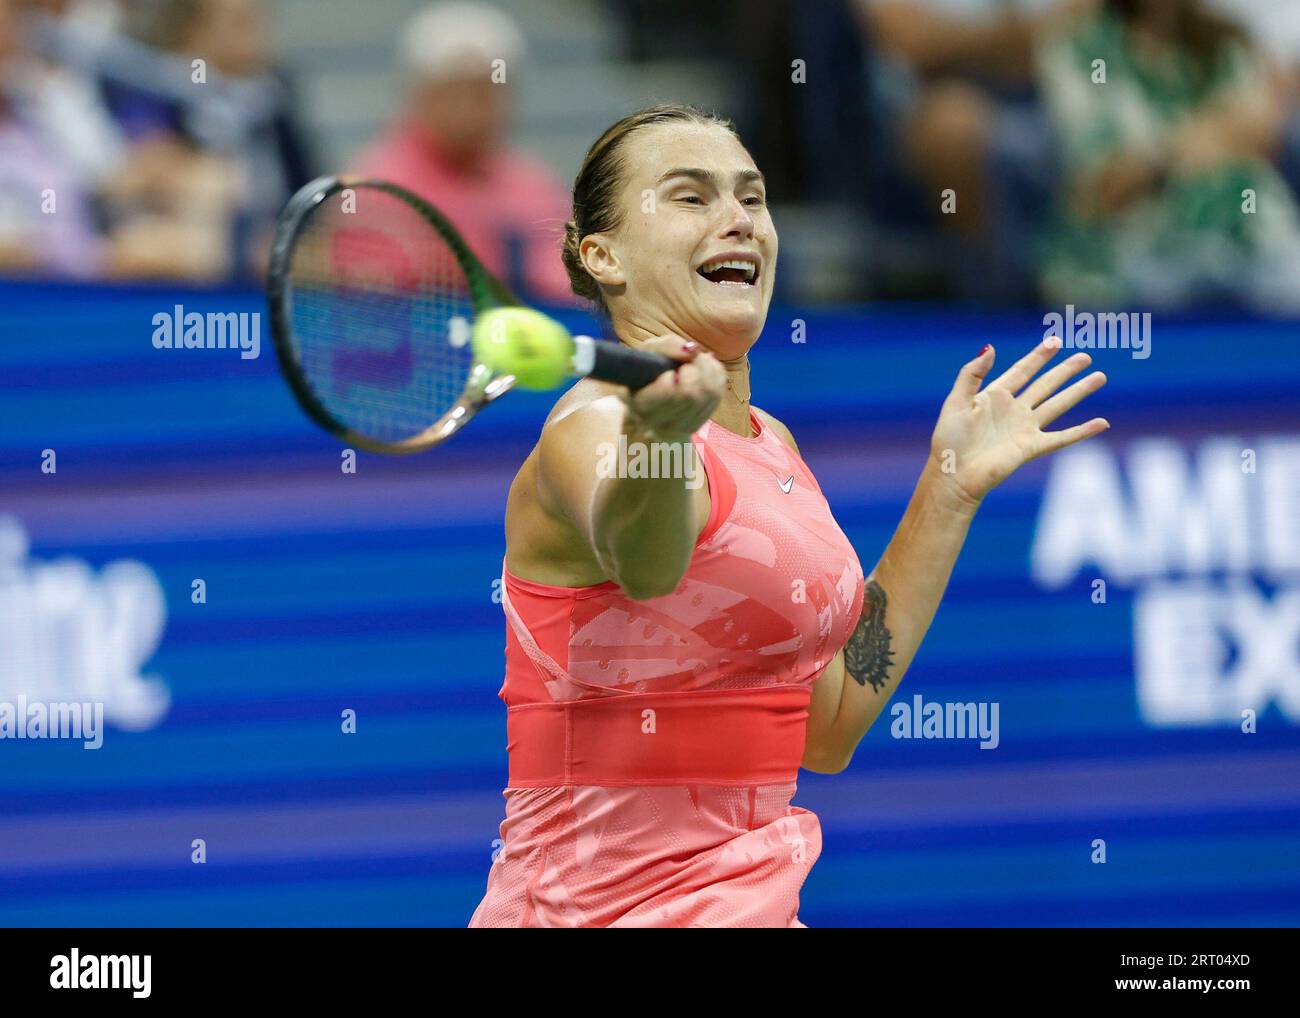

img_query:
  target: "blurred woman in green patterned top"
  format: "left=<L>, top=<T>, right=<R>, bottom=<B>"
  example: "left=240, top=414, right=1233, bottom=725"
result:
left=1035, top=0, right=1300, bottom=312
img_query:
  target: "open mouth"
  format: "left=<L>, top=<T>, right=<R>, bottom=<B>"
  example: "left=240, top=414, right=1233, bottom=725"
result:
left=697, top=256, right=758, bottom=286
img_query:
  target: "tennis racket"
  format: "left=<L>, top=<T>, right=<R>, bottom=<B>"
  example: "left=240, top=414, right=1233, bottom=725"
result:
left=266, top=174, right=678, bottom=454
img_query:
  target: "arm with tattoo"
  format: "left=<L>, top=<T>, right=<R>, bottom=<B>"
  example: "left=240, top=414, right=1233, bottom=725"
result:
left=805, top=339, right=1110, bottom=770
left=816, top=459, right=980, bottom=760
left=844, top=581, right=894, bottom=693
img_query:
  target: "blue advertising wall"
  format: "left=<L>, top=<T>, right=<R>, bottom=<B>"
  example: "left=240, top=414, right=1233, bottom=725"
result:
left=2, top=280, right=1298, bottom=926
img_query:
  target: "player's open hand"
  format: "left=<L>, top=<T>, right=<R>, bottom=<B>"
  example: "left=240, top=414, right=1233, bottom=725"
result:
left=929, top=338, right=1110, bottom=508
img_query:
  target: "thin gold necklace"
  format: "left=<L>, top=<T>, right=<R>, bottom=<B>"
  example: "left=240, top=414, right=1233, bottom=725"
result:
left=725, top=355, right=751, bottom=405
left=722, top=355, right=753, bottom=437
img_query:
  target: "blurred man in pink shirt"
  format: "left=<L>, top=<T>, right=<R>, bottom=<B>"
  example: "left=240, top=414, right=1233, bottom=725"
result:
left=354, top=2, right=575, bottom=305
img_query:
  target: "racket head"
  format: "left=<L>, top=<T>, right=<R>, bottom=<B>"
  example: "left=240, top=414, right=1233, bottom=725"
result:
left=267, top=175, right=522, bottom=454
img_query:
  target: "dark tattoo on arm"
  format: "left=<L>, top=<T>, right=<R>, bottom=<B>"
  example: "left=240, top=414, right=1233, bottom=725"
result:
left=844, top=581, right=894, bottom=693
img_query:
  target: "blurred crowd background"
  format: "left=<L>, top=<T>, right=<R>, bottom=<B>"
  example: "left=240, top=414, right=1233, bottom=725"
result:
left=3, top=0, right=1300, bottom=312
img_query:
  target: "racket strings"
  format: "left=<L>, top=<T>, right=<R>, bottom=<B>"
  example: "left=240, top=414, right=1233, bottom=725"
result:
left=287, top=186, right=478, bottom=444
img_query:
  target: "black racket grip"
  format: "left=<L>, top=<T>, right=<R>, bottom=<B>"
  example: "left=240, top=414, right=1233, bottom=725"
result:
left=586, top=340, right=679, bottom=391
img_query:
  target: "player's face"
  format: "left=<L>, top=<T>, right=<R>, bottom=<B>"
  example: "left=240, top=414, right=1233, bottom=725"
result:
left=602, top=122, right=776, bottom=359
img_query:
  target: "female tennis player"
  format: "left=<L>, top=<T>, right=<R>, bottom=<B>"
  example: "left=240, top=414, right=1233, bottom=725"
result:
left=468, top=103, right=1108, bottom=928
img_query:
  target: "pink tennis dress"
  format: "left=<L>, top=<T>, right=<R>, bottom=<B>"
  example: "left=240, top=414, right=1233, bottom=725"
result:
left=469, top=408, right=865, bottom=927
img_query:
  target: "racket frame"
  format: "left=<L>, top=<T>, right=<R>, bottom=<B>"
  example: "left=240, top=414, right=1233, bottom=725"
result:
left=267, top=174, right=524, bottom=455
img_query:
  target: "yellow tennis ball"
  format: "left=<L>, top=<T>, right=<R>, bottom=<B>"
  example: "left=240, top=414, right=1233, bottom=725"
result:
left=472, top=307, right=574, bottom=390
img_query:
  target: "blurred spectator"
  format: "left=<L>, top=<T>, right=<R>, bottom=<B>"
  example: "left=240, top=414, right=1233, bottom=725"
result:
left=1206, top=0, right=1300, bottom=199
left=3, top=0, right=315, bottom=281
left=1035, top=0, right=1300, bottom=313
left=853, top=0, right=1092, bottom=301
left=94, top=0, right=316, bottom=279
left=0, top=0, right=104, bottom=276
left=353, top=1, right=574, bottom=306
left=13, top=0, right=126, bottom=189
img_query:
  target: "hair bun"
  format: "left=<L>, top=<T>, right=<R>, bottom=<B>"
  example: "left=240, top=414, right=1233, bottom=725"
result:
left=561, top=219, right=600, bottom=302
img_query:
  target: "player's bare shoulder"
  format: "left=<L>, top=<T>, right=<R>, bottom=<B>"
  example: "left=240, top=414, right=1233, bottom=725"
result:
left=503, top=377, right=619, bottom=583
left=542, top=376, right=624, bottom=432
left=514, top=377, right=622, bottom=503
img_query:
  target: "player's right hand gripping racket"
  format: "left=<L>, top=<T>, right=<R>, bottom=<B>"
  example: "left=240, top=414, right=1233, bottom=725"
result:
left=266, top=174, right=678, bottom=454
